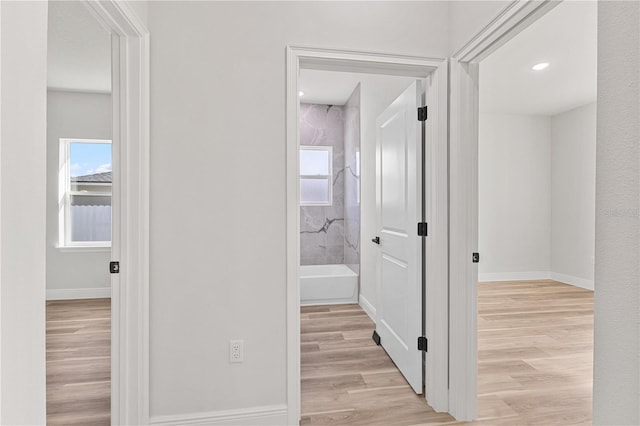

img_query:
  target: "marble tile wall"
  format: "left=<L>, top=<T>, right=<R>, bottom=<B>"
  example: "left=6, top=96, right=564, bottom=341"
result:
left=343, top=86, right=361, bottom=273
left=300, top=103, right=345, bottom=265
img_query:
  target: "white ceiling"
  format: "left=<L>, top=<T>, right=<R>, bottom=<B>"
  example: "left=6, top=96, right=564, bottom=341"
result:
left=300, top=69, right=417, bottom=106
left=300, top=70, right=361, bottom=105
left=47, top=0, right=596, bottom=113
left=48, top=1, right=111, bottom=93
left=480, top=0, right=597, bottom=116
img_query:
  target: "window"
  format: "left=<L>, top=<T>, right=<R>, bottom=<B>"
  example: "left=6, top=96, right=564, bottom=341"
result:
left=300, top=145, right=332, bottom=206
left=59, top=138, right=112, bottom=247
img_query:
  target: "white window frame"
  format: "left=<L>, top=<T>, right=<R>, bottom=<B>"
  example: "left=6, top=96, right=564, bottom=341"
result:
left=58, top=138, right=113, bottom=248
left=300, top=145, right=333, bottom=207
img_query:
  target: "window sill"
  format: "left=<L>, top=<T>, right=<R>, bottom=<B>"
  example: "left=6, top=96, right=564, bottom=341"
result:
left=56, top=245, right=111, bottom=253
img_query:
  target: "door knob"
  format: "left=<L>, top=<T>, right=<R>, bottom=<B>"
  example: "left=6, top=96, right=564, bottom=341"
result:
left=372, top=236, right=380, bottom=245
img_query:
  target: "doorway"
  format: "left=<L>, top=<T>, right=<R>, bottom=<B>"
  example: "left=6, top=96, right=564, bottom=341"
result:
left=286, top=47, right=448, bottom=423
left=46, top=3, right=113, bottom=423
left=44, top=1, right=150, bottom=424
left=474, top=1, right=596, bottom=422
left=449, top=0, right=597, bottom=421
left=298, top=71, right=422, bottom=420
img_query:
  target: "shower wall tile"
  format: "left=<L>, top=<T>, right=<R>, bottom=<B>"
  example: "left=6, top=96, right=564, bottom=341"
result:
left=300, top=103, right=345, bottom=265
left=344, top=86, right=361, bottom=273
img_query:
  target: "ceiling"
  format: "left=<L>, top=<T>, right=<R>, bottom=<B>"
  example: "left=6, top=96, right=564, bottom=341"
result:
left=300, top=69, right=417, bottom=106
left=48, top=1, right=111, bottom=93
left=47, top=0, right=596, bottom=113
left=480, top=0, right=597, bottom=116
left=300, top=70, right=362, bottom=105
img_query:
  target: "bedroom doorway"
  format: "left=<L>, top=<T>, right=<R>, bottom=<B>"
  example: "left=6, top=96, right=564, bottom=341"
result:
left=474, top=1, right=596, bottom=423
left=46, top=3, right=114, bottom=423
left=45, top=1, right=150, bottom=423
left=449, top=0, right=597, bottom=420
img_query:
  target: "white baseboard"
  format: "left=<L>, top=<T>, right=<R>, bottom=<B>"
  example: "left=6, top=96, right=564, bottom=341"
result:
left=478, top=271, right=551, bottom=282
left=301, top=300, right=357, bottom=307
left=549, top=272, right=594, bottom=291
left=46, top=287, right=111, bottom=300
left=359, top=293, right=376, bottom=322
left=478, top=271, right=594, bottom=291
left=149, top=404, right=288, bottom=426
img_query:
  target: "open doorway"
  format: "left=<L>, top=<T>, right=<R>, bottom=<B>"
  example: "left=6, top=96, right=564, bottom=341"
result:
left=298, top=71, right=436, bottom=422
left=286, top=47, right=449, bottom=424
left=475, top=1, right=596, bottom=422
left=42, top=1, right=149, bottom=423
left=45, top=2, right=113, bottom=423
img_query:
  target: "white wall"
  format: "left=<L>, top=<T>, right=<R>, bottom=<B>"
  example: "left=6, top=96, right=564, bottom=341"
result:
left=148, top=1, right=448, bottom=420
left=593, top=2, right=640, bottom=424
left=551, top=102, right=596, bottom=288
left=479, top=106, right=597, bottom=288
left=478, top=113, right=551, bottom=281
left=46, top=90, right=111, bottom=299
left=0, top=1, right=47, bottom=424
left=449, top=1, right=510, bottom=54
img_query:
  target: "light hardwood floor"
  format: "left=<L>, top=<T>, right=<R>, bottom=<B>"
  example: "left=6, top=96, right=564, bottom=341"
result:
left=301, top=280, right=593, bottom=425
left=44, top=281, right=592, bottom=425
left=46, top=298, right=111, bottom=426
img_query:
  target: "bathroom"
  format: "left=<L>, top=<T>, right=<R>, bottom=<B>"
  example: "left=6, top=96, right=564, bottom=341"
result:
left=299, top=84, right=361, bottom=306
left=297, top=70, right=420, bottom=312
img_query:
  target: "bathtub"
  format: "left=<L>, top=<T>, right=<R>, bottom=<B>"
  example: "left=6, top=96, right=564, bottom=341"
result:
left=300, top=264, right=359, bottom=306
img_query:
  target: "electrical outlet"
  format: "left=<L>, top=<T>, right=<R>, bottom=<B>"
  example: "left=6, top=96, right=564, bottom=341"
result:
left=229, top=340, right=244, bottom=363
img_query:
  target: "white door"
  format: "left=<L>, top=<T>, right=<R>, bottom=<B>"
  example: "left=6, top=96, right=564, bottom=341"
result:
left=375, top=81, right=424, bottom=394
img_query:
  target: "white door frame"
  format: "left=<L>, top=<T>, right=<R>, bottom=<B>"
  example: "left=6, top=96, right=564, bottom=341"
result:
left=448, top=0, right=562, bottom=420
left=285, top=45, right=449, bottom=424
left=83, top=1, right=150, bottom=424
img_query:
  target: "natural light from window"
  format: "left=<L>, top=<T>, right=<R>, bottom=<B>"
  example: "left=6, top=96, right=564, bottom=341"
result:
left=59, top=138, right=112, bottom=247
left=300, top=145, right=332, bottom=206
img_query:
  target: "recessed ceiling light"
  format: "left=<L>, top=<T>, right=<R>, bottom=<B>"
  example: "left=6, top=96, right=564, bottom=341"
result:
left=299, top=91, right=305, bottom=97
left=532, top=62, right=550, bottom=71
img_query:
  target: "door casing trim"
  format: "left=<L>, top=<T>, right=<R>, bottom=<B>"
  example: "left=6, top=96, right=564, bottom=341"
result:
left=83, top=1, right=150, bottom=424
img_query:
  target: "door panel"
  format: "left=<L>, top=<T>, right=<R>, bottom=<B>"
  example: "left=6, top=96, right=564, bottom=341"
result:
left=380, top=114, right=407, bottom=232
left=376, top=80, right=423, bottom=394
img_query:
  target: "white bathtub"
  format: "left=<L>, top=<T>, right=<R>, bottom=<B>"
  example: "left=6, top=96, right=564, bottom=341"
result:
left=300, top=264, right=359, bottom=306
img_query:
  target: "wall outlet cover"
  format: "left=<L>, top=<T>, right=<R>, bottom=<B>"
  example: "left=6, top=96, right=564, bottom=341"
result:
left=229, top=340, right=244, bottom=363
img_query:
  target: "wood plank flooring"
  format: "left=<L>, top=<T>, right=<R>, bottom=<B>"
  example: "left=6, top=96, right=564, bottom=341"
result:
left=301, top=280, right=594, bottom=425
left=476, top=280, right=593, bottom=425
left=46, top=298, right=111, bottom=426
left=44, top=281, right=592, bottom=425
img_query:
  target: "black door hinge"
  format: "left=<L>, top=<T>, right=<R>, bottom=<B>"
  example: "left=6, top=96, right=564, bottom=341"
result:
left=372, top=330, right=381, bottom=346
left=418, top=336, right=428, bottom=352
left=110, top=261, right=120, bottom=274
left=472, top=253, right=480, bottom=263
left=417, top=222, right=428, bottom=237
left=418, top=106, right=428, bottom=122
